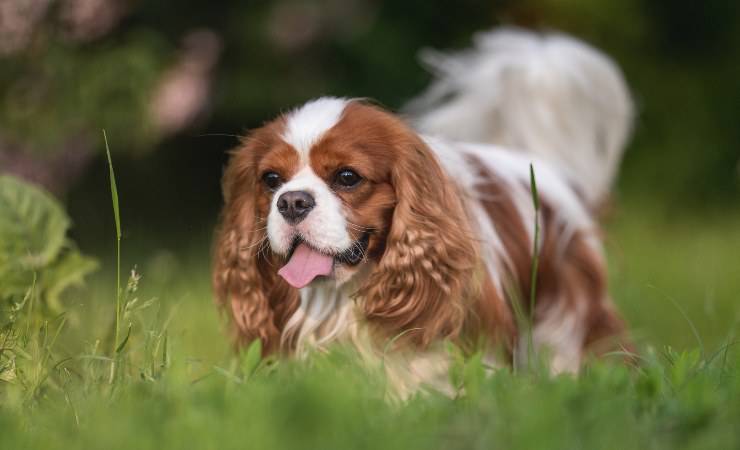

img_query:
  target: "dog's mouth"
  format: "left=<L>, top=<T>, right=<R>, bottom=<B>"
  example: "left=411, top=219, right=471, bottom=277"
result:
left=278, top=232, right=371, bottom=288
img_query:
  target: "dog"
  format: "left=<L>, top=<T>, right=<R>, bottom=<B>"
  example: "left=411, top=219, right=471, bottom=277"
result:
left=213, top=27, right=634, bottom=395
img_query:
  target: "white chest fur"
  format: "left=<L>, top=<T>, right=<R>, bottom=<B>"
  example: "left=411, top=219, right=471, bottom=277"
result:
left=280, top=280, right=454, bottom=398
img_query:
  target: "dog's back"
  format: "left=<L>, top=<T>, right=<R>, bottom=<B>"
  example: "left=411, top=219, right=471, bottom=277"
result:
left=408, top=28, right=635, bottom=370
left=406, top=27, right=634, bottom=210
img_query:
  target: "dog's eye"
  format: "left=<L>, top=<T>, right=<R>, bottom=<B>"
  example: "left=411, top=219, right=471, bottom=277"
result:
left=334, top=168, right=362, bottom=188
left=261, top=171, right=283, bottom=191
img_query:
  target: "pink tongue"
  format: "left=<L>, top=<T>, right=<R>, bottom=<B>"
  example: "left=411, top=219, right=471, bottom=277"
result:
left=278, top=243, right=334, bottom=288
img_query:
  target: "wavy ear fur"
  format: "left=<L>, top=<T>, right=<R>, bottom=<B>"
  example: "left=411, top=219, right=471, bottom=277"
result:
left=212, top=134, right=298, bottom=354
left=361, top=133, right=478, bottom=348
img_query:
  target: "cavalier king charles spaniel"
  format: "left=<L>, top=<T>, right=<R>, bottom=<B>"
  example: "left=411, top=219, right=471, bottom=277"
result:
left=213, top=28, right=634, bottom=395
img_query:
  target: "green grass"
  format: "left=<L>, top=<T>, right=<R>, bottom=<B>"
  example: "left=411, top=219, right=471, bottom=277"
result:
left=607, top=202, right=740, bottom=351
left=1, top=196, right=740, bottom=449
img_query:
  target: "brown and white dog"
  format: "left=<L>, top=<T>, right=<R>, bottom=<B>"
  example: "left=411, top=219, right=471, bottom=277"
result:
left=213, top=28, right=634, bottom=395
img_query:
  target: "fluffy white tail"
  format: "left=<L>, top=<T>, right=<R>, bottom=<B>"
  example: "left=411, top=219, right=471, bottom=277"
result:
left=405, top=27, right=634, bottom=208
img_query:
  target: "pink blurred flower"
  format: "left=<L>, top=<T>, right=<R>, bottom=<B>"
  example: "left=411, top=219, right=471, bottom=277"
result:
left=0, top=0, right=51, bottom=55
left=149, top=29, right=222, bottom=136
left=58, top=0, right=128, bottom=42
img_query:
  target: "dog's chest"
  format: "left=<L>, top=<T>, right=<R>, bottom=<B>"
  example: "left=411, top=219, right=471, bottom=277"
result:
left=281, top=283, right=362, bottom=354
left=281, top=282, right=455, bottom=398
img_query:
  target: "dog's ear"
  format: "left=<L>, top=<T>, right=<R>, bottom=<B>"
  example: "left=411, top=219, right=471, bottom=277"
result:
left=361, top=133, right=477, bottom=347
left=212, top=135, right=298, bottom=354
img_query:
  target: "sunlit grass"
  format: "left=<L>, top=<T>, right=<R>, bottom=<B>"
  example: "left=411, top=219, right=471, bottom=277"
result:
left=2, top=186, right=740, bottom=449
left=607, top=200, right=740, bottom=351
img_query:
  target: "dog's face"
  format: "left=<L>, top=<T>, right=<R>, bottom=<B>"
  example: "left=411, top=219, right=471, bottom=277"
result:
left=253, top=99, right=400, bottom=287
left=214, top=98, right=476, bottom=349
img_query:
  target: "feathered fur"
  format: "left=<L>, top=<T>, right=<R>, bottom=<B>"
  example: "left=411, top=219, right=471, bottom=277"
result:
left=405, top=27, right=634, bottom=208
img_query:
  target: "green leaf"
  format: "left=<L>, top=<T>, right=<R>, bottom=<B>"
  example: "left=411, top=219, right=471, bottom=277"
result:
left=0, top=261, right=35, bottom=301
left=116, top=325, right=133, bottom=354
left=0, top=176, right=97, bottom=313
left=240, top=339, right=263, bottom=380
left=0, top=175, right=70, bottom=271
left=103, top=130, right=121, bottom=242
left=529, top=163, right=540, bottom=211
left=44, top=250, right=99, bottom=313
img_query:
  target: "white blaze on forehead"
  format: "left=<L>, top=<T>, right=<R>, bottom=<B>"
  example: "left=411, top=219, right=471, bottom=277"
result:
left=281, top=97, right=349, bottom=163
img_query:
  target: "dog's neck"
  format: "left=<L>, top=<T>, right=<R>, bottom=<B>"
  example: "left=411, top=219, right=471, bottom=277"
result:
left=280, top=267, right=455, bottom=398
left=280, top=263, right=374, bottom=355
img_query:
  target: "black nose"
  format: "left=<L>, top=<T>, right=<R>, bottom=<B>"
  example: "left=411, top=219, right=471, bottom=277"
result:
left=276, top=190, right=315, bottom=224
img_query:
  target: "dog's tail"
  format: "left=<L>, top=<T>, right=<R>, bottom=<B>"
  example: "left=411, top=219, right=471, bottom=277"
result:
left=405, top=27, right=634, bottom=208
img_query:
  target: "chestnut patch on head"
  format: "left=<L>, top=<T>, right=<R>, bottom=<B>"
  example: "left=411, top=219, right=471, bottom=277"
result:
left=308, top=102, right=401, bottom=261
left=256, top=144, right=300, bottom=190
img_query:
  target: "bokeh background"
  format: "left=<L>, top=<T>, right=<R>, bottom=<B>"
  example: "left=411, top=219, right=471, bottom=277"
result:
left=2, top=0, right=739, bottom=353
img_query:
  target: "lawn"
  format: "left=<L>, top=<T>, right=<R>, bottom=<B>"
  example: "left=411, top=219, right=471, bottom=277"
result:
left=1, top=186, right=739, bottom=449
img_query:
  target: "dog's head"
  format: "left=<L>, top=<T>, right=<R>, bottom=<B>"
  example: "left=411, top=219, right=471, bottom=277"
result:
left=213, top=98, right=476, bottom=351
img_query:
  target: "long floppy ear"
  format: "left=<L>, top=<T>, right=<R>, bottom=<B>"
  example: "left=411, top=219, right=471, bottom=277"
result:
left=212, top=137, right=298, bottom=354
left=361, top=134, right=478, bottom=348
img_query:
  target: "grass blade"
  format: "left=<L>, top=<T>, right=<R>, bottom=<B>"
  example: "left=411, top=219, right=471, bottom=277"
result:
left=103, top=129, right=123, bottom=383
left=527, top=163, right=541, bottom=369
left=103, top=130, right=121, bottom=244
left=528, top=163, right=540, bottom=319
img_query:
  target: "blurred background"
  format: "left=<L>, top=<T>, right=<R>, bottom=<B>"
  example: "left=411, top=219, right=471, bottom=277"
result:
left=1, top=0, right=739, bottom=353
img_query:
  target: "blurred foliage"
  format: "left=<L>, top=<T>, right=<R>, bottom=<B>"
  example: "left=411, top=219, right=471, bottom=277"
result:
left=1, top=0, right=738, bottom=208
left=0, top=175, right=97, bottom=387
left=0, top=32, right=167, bottom=154
left=2, top=334, right=740, bottom=449
left=0, top=175, right=97, bottom=316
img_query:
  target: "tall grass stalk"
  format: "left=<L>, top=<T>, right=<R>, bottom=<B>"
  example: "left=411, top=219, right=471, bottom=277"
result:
left=103, top=130, right=122, bottom=384
left=527, top=163, right=541, bottom=369
left=528, top=163, right=540, bottom=321
left=510, top=164, right=543, bottom=372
